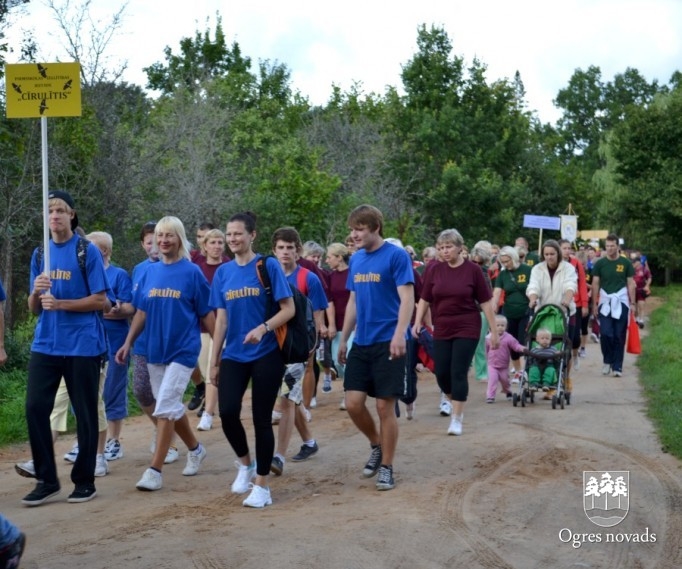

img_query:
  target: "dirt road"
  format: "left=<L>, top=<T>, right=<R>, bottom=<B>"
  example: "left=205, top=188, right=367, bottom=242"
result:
left=1, top=304, right=680, bottom=569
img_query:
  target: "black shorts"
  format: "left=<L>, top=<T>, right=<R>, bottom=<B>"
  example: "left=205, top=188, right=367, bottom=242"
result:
left=344, top=341, right=406, bottom=399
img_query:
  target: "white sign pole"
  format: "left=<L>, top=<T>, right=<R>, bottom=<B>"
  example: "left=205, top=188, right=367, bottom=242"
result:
left=41, top=116, right=50, bottom=275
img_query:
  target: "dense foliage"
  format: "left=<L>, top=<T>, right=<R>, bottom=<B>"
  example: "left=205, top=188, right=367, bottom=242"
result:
left=1, top=10, right=681, bottom=327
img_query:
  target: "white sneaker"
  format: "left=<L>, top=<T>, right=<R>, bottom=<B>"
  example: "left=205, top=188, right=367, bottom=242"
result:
left=271, top=410, right=282, bottom=425
left=439, top=398, right=452, bottom=417
left=164, top=446, right=179, bottom=464
left=406, top=403, right=415, bottom=420
left=64, top=442, right=79, bottom=463
left=309, top=397, right=317, bottom=409
left=590, top=332, right=600, bottom=343
left=94, top=453, right=109, bottom=477
left=104, top=438, right=123, bottom=461
left=242, top=483, right=272, bottom=508
left=197, top=411, right=213, bottom=431
left=231, top=461, right=256, bottom=494
left=15, top=459, right=36, bottom=478
left=573, top=358, right=580, bottom=371
left=448, top=415, right=463, bottom=436
left=136, top=468, right=162, bottom=491
left=510, top=371, right=520, bottom=385
left=339, top=396, right=347, bottom=410
left=302, top=406, right=312, bottom=422
left=613, top=370, right=623, bottom=377
left=601, top=364, right=611, bottom=376
left=182, top=444, right=207, bottom=476
left=322, top=375, right=332, bottom=393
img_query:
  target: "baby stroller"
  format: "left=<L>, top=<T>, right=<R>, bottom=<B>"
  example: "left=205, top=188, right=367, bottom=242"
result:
left=512, top=304, right=571, bottom=410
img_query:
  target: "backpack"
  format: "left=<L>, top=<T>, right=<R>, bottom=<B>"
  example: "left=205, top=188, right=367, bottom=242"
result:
left=256, top=257, right=317, bottom=364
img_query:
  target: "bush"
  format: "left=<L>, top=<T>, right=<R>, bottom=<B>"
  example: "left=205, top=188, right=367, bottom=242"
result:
left=0, top=368, right=28, bottom=446
left=4, top=315, right=36, bottom=372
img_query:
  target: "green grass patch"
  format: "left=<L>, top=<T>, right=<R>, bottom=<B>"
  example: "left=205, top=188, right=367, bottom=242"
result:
left=0, top=365, right=146, bottom=447
left=637, top=285, right=682, bottom=460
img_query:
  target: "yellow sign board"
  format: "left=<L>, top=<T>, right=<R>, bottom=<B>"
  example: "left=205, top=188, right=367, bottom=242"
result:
left=5, top=62, right=81, bottom=118
left=578, top=230, right=609, bottom=240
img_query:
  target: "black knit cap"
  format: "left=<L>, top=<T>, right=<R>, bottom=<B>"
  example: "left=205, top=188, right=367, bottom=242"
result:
left=48, top=190, right=79, bottom=230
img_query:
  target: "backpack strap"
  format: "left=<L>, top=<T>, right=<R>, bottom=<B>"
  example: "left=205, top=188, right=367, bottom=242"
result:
left=255, top=256, right=275, bottom=318
left=77, top=237, right=90, bottom=296
left=296, top=267, right=309, bottom=296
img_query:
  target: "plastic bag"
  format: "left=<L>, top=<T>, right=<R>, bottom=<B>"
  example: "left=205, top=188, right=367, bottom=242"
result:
left=627, top=313, right=641, bottom=355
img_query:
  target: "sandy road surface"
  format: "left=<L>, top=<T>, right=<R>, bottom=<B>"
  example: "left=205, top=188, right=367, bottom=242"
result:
left=1, top=300, right=680, bottom=569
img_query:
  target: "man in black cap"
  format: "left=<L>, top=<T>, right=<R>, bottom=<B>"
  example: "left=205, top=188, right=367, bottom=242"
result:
left=22, top=190, right=110, bottom=506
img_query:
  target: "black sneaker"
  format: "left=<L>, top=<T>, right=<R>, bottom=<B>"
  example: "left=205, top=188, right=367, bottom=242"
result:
left=67, top=485, right=97, bottom=503
left=376, top=464, right=395, bottom=491
left=291, top=442, right=319, bottom=462
left=362, top=444, right=382, bottom=478
left=270, top=456, right=284, bottom=476
left=196, top=402, right=205, bottom=418
left=187, top=384, right=206, bottom=411
left=21, top=481, right=61, bottom=507
left=0, top=531, right=26, bottom=568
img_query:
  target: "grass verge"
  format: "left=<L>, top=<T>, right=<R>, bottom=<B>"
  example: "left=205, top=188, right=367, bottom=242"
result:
left=637, top=285, right=682, bottom=460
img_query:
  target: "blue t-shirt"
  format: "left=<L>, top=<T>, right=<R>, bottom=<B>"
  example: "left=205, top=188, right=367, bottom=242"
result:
left=288, top=266, right=328, bottom=311
left=103, top=264, right=133, bottom=354
left=210, top=255, right=292, bottom=363
left=346, top=242, right=414, bottom=345
left=0, top=278, right=5, bottom=302
left=29, top=234, right=109, bottom=356
left=133, top=258, right=211, bottom=368
left=131, top=259, right=157, bottom=357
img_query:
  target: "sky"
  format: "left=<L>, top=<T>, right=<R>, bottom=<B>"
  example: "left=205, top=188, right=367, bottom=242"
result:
left=5, top=0, right=682, bottom=124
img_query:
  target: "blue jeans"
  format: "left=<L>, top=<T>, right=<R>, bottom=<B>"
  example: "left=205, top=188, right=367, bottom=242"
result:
left=0, top=515, right=20, bottom=550
left=599, top=306, right=629, bottom=372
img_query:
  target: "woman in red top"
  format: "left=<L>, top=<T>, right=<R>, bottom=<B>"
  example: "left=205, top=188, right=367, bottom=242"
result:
left=326, top=242, right=352, bottom=410
left=412, top=229, right=498, bottom=437
left=560, top=239, right=588, bottom=378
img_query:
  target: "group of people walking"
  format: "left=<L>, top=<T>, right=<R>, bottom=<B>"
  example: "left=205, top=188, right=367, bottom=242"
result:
left=5, top=190, right=646, bottom=543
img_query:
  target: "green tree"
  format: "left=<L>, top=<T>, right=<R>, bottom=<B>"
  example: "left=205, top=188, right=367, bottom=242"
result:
left=605, top=88, right=682, bottom=270
left=385, top=25, right=535, bottom=244
left=145, top=16, right=250, bottom=96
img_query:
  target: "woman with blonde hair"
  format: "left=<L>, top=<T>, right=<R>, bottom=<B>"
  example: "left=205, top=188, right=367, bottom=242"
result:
left=116, top=216, right=215, bottom=491
left=325, top=242, right=352, bottom=407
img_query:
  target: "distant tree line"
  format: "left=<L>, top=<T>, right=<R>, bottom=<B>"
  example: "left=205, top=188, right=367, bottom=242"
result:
left=1, top=3, right=681, bottom=327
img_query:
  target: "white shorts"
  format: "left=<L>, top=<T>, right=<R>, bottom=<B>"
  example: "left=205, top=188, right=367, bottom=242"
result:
left=147, top=362, right=194, bottom=420
left=280, top=363, right=306, bottom=405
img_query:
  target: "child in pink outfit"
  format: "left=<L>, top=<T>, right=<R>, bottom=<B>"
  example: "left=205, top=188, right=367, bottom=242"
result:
left=485, top=315, right=526, bottom=402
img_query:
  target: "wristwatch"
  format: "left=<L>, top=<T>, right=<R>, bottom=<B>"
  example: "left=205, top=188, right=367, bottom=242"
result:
left=263, top=321, right=271, bottom=332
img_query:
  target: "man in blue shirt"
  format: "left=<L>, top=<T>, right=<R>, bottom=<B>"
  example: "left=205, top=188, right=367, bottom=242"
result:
left=24, top=190, right=109, bottom=506
left=338, top=205, right=414, bottom=491
left=269, top=227, right=328, bottom=476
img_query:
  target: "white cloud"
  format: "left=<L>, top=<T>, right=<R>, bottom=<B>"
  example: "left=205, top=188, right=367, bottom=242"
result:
left=5, top=0, right=682, bottom=124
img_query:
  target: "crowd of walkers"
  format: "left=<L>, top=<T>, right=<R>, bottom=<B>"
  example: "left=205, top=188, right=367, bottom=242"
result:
left=0, top=192, right=650, bottom=566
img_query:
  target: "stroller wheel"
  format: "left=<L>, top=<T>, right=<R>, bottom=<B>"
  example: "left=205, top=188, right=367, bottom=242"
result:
left=565, top=392, right=571, bottom=406
left=521, top=391, right=526, bottom=407
left=551, top=394, right=557, bottom=409
left=512, top=393, right=519, bottom=407
left=560, top=393, right=565, bottom=409
left=530, top=390, right=535, bottom=404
